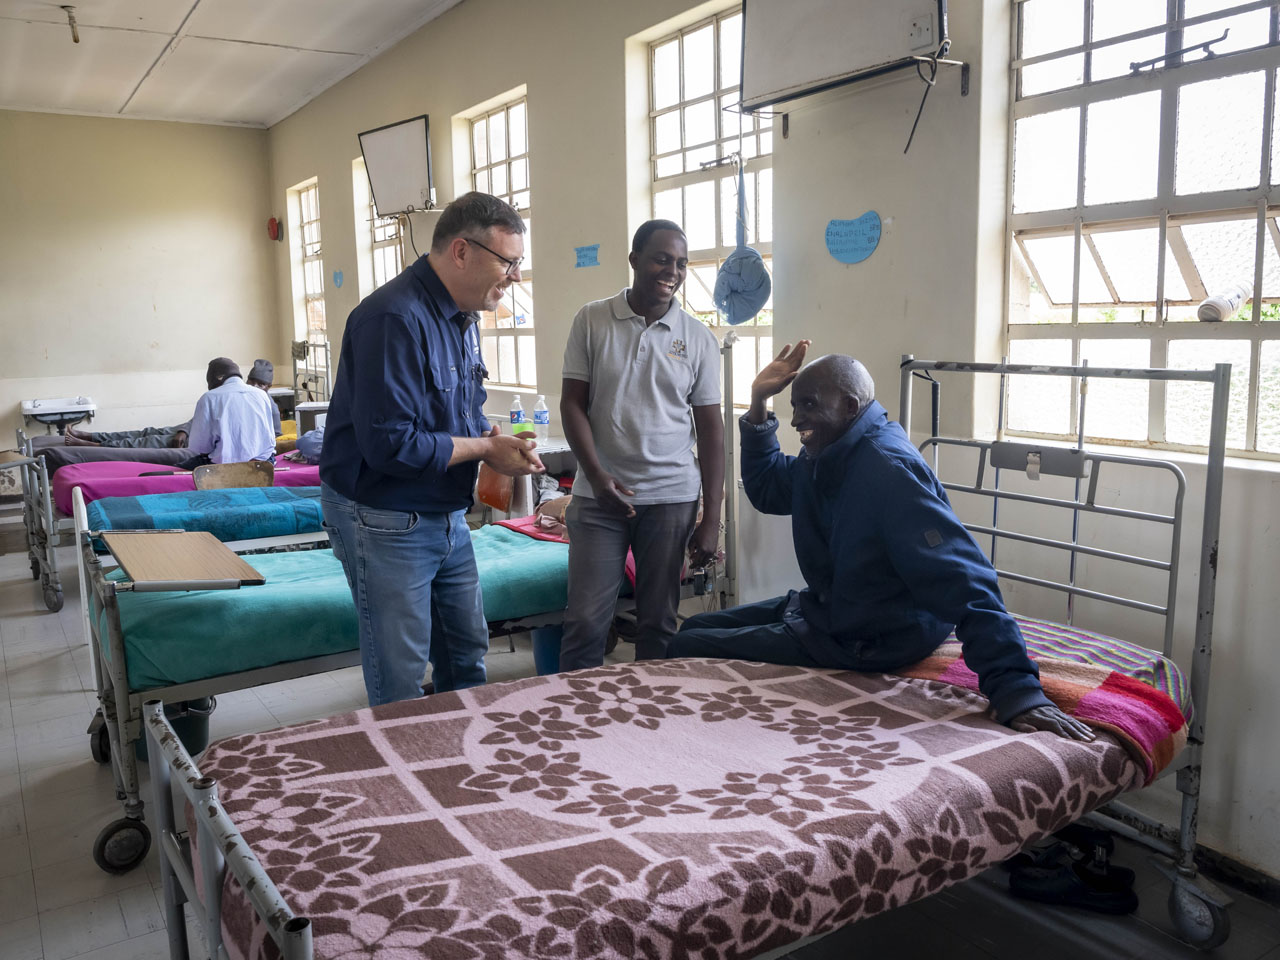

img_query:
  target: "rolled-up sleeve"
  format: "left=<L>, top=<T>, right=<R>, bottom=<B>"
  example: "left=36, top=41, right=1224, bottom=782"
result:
left=347, top=313, right=454, bottom=480
left=562, top=308, right=591, bottom=382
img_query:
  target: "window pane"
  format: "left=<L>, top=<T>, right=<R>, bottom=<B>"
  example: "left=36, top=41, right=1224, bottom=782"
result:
left=1084, top=92, right=1160, bottom=204
left=684, top=180, right=716, bottom=250
left=474, top=168, right=489, bottom=194
left=509, top=102, right=527, bottom=156
left=758, top=167, right=773, bottom=243
left=498, top=335, right=516, bottom=383
left=720, top=13, right=742, bottom=89
left=481, top=336, right=497, bottom=377
left=522, top=218, right=532, bottom=272
left=513, top=279, right=534, bottom=328
left=1013, top=108, right=1080, bottom=213
left=656, top=155, right=682, bottom=178
left=1090, top=228, right=1158, bottom=302
left=472, top=118, right=488, bottom=168
left=653, top=40, right=680, bottom=110
left=1010, top=244, right=1069, bottom=323
left=1090, top=0, right=1166, bottom=80
left=1180, top=218, right=1280, bottom=307
left=654, top=187, right=681, bottom=224
left=511, top=157, right=528, bottom=193
left=305, top=298, right=326, bottom=334
left=683, top=25, right=714, bottom=100
left=1021, top=234, right=1110, bottom=304
left=1021, top=0, right=1082, bottom=58
left=1258, top=341, right=1280, bottom=451
left=1080, top=339, right=1149, bottom=441
left=490, top=162, right=507, bottom=198
left=517, top=335, right=536, bottom=388
left=512, top=190, right=530, bottom=211
left=1021, top=55, right=1085, bottom=96
left=1274, top=70, right=1280, bottom=186
left=655, top=110, right=681, bottom=155
left=721, top=93, right=742, bottom=142
left=685, top=145, right=716, bottom=173
left=1166, top=340, right=1250, bottom=447
left=1176, top=72, right=1265, bottom=195
left=734, top=339, right=755, bottom=407
left=685, top=263, right=718, bottom=316
left=685, top=99, right=715, bottom=147
left=490, top=111, right=507, bottom=163
left=1183, top=1, right=1272, bottom=59
left=1007, top=339, right=1073, bottom=434
left=1091, top=35, right=1166, bottom=83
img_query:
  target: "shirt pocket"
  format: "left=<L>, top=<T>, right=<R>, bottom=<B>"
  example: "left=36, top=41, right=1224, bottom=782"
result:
left=429, top=362, right=460, bottom=394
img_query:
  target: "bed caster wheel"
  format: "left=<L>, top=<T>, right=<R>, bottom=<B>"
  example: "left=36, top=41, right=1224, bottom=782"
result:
left=1169, top=883, right=1231, bottom=950
left=30, top=559, right=41, bottom=580
left=90, top=724, right=110, bottom=764
left=93, top=818, right=151, bottom=875
left=43, top=586, right=63, bottom=612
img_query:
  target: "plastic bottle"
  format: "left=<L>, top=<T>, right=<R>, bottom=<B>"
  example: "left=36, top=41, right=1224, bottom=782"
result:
left=509, top=394, right=525, bottom=428
left=1197, top=281, right=1252, bottom=322
left=533, top=395, right=550, bottom=442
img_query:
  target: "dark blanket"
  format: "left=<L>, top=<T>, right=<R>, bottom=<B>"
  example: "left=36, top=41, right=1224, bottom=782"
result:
left=34, top=444, right=193, bottom=475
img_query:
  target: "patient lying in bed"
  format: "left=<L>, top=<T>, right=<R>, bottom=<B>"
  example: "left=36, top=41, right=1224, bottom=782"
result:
left=667, top=346, right=1093, bottom=743
left=65, top=421, right=190, bottom=448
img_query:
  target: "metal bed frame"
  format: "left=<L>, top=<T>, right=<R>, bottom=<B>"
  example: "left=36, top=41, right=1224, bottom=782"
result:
left=14, top=428, right=72, bottom=611
left=900, top=357, right=1231, bottom=949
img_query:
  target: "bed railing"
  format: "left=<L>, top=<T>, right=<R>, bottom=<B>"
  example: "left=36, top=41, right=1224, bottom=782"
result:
left=899, top=357, right=1232, bottom=938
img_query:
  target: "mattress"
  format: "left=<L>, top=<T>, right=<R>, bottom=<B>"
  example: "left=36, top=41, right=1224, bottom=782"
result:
left=194, top=659, right=1151, bottom=960
left=86, top=486, right=324, bottom=544
left=106, top=526, right=569, bottom=692
left=53, top=460, right=321, bottom=514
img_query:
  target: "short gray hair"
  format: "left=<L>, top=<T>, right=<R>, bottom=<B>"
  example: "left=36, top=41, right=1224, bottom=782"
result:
left=431, top=192, right=525, bottom=251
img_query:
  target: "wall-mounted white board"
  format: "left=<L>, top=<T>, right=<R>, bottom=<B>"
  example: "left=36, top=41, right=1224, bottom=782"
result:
left=741, top=0, right=949, bottom=111
left=358, top=115, right=435, bottom=217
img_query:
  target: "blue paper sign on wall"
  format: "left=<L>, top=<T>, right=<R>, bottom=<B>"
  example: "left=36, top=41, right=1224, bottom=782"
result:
left=825, top=212, right=881, bottom=265
left=332, top=270, right=344, bottom=289
left=574, top=244, right=600, bottom=268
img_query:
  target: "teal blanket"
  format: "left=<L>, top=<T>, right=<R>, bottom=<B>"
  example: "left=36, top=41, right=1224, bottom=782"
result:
left=107, top=526, right=569, bottom=691
left=87, top=486, right=323, bottom=543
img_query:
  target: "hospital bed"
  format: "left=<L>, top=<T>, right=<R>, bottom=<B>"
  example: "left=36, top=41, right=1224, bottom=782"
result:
left=133, top=359, right=1228, bottom=960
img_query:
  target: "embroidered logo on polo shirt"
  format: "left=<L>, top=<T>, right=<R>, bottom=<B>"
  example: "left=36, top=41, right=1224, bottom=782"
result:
left=668, top=338, right=688, bottom=360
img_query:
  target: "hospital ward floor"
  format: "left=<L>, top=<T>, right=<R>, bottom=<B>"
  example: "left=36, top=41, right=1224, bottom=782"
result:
left=1, top=547, right=1278, bottom=960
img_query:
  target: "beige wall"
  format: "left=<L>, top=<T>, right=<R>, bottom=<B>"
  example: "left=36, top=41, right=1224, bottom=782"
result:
left=0, top=110, right=277, bottom=436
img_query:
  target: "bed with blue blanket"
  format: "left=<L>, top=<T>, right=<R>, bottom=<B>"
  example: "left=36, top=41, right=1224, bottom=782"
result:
left=86, top=486, right=324, bottom=544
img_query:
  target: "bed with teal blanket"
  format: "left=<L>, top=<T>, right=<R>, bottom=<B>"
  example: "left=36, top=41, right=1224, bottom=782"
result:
left=103, top=525, right=569, bottom=692
left=86, top=486, right=324, bottom=544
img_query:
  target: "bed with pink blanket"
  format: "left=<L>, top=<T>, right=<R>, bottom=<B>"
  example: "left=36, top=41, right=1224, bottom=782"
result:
left=150, top=648, right=1185, bottom=960
left=52, top=460, right=321, bottom=514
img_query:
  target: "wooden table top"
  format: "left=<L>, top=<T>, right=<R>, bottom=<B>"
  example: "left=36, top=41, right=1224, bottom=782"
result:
left=100, top=530, right=265, bottom=587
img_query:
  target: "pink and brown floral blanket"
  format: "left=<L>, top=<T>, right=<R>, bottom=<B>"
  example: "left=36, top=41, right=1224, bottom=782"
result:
left=197, top=659, right=1158, bottom=960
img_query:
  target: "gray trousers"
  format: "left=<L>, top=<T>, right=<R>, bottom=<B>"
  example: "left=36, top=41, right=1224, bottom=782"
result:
left=561, top=496, right=698, bottom=671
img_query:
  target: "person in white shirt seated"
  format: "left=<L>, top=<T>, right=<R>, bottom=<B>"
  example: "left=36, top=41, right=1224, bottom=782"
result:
left=179, top=358, right=277, bottom=468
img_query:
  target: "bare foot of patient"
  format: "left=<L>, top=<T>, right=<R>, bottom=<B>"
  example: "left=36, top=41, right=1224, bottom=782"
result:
left=63, top=433, right=100, bottom=446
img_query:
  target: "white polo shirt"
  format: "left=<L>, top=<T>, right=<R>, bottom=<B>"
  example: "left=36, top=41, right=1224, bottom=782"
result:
left=562, top=289, right=721, bottom=504
left=186, top=376, right=277, bottom=463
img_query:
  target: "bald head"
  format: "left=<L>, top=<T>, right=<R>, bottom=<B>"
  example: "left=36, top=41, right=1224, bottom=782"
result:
left=789, top=354, right=876, bottom=456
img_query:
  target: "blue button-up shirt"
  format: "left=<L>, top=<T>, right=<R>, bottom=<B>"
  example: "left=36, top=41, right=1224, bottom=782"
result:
left=320, top=256, right=489, bottom=513
left=740, top=401, right=1051, bottom=723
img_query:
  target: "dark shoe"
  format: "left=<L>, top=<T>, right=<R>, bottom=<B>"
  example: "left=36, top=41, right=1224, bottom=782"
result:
left=1009, top=861, right=1139, bottom=915
left=421, top=682, right=435, bottom=696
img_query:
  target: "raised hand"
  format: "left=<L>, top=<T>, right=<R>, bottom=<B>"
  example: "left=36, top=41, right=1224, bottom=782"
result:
left=751, top=340, right=812, bottom=403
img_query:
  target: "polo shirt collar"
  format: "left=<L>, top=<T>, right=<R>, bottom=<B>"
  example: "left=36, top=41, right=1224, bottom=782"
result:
left=411, top=255, right=464, bottom=322
left=612, top=288, right=683, bottom=330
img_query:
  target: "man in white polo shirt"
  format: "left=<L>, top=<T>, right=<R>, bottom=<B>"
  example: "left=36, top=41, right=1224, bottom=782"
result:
left=184, top=357, right=277, bottom=466
left=559, top=220, right=724, bottom=670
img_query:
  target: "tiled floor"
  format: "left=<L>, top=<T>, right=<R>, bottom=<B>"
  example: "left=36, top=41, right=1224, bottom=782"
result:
left=0, top=540, right=1277, bottom=960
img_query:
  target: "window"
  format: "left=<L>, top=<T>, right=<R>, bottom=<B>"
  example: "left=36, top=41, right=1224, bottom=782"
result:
left=353, top=157, right=405, bottom=296
left=472, top=98, right=535, bottom=388
left=1008, top=1, right=1280, bottom=456
left=370, top=199, right=404, bottom=289
left=650, top=9, right=775, bottom=406
left=298, top=181, right=326, bottom=343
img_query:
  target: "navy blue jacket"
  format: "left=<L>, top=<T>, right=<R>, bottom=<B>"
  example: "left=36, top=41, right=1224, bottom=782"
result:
left=320, top=256, right=490, bottom=513
left=740, top=401, right=1051, bottom=723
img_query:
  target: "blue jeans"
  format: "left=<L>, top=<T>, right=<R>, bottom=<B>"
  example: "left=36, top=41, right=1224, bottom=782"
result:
left=321, top=484, right=487, bottom=706
left=666, top=594, right=821, bottom=667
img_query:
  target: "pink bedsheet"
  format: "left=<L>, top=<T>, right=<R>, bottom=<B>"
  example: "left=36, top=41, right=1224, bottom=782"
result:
left=52, top=460, right=321, bottom=514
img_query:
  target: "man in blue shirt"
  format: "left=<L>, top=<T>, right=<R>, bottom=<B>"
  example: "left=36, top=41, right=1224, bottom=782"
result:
left=320, top=193, right=544, bottom=707
left=666, top=343, right=1093, bottom=741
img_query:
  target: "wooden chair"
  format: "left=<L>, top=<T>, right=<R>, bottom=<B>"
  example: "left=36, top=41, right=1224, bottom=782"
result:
left=192, top=460, right=274, bottom=490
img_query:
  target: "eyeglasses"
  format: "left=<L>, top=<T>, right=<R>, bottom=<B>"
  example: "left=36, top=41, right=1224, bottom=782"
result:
left=465, top=237, right=523, bottom=277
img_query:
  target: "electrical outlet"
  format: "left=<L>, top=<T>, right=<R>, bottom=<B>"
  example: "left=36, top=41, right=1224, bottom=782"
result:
left=907, top=12, right=935, bottom=51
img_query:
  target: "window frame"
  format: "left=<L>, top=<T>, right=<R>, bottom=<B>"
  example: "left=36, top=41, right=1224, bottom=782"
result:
left=1006, top=0, right=1280, bottom=458
left=471, top=97, right=536, bottom=389
left=295, top=180, right=327, bottom=344
left=649, top=9, right=775, bottom=406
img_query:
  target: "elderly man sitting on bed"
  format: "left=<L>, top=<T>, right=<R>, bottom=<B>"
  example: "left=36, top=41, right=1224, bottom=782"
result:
left=665, top=343, right=1094, bottom=742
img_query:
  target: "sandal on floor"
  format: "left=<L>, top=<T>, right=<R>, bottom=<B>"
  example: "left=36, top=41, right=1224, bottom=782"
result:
left=1008, top=860, right=1139, bottom=915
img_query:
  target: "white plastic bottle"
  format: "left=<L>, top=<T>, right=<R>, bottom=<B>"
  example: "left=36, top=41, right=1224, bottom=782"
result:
left=533, top=394, right=550, bottom=442
left=509, top=394, right=525, bottom=429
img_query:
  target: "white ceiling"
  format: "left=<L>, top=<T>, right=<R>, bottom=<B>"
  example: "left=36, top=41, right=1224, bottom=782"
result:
left=0, top=0, right=464, bottom=127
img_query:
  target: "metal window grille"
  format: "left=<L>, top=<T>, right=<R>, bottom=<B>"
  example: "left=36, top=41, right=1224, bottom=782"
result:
left=1007, top=0, right=1280, bottom=457
left=369, top=196, right=403, bottom=289
left=299, top=182, right=326, bottom=343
